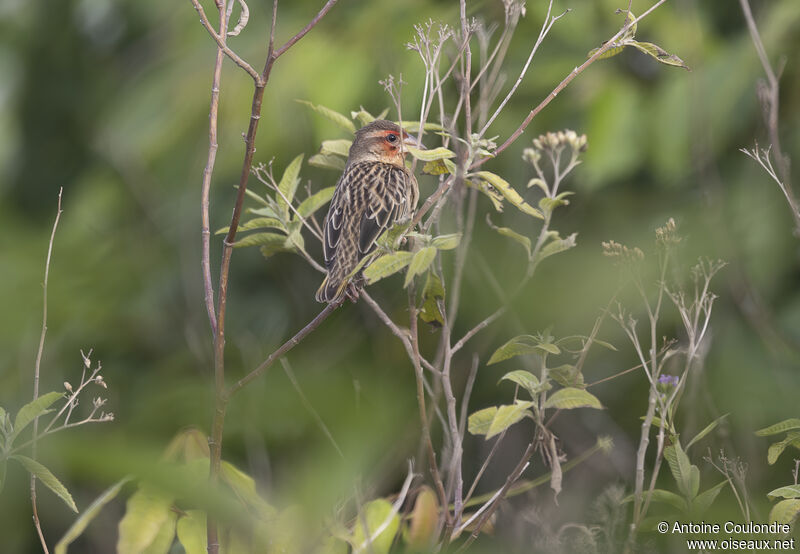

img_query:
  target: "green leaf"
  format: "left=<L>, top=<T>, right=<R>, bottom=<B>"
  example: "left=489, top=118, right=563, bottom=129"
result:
left=320, top=139, right=352, bottom=157
left=768, top=485, right=800, bottom=500
left=486, top=215, right=531, bottom=258
left=499, top=370, right=544, bottom=397
left=620, top=8, right=637, bottom=40
left=117, top=483, right=175, bottom=554
left=466, top=179, right=504, bottom=212
left=430, top=233, right=461, bottom=250
left=11, top=455, right=77, bottom=512
left=664, top=443, right=697, bottom=500
left=248, top=203, right=282, bottom=219
left=691, top=480, right=727, bottom=517
left=276, top=154, right=304, bottom=217
left=686, top=414, right=728, bottom=451
left=628, top=41, right=689, bottom=70
left=233, top=232, right=288, bottom=250
left=486, top=401, right=534, bottom=439
left=488, top=335, right=561, bottom=365
left=296, top=187, right=335, bottom=219
left=767, top=432, right=800, bottom=465
left=419, top=272, right=445, bottom=327
left=536, top=232, right=577, bottom=263
left=769, top=499, right=800, bottom=526
left=309, top=153, right=346, bottom=171
left=352, top=499, right=400, bottom=554
left=396, top=120, right=446, bottom=133
left=11, top=391, right=63, bottom=443
left=548, top=364, right=584, bottom=388
left=472, top=171, right=544, bottom=219
left=405, top=146, right=455, bottom=162
left=218, top=217, right=286, bottom=236
left=351, top=108, right=380, bottom=126
left=468, top=407, right=497, bottom=436
left=587, top=44, right=627, bottom=61
left=55, top=478, right=133, bottom=554
left=363, top=251, right=414, bottom=284
left=544, top=388, right=602, bottom=410
left=296, top=100, right=356, bottom=133
left=176, top=509, right=206, bottom=554
left=539, top=191, right=574, bottom=215
left=221, top=461, right=275, bottom=517
left=422, top=158, right=456, bottom=175
left=404, top=247, right=437, bottom=287
left=646, top=489, right=687, bottom=513
left=756, top=419, right=800, bottom=436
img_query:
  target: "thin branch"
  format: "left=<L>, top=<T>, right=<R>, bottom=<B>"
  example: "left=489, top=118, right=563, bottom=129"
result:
left=273, top=0, right=339, bottom=59
left=30, top=187, right=63, bottom=554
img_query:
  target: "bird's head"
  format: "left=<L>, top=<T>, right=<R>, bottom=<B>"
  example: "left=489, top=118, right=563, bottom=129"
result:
left=347, top=120, right=423, bottom=167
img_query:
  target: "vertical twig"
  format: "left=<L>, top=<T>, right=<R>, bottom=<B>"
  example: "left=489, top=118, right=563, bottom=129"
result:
left=30, top=187, right=64, bottom=554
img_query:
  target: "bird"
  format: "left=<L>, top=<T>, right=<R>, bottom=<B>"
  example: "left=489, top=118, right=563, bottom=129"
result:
left=316, top=120, right=422, bottom=303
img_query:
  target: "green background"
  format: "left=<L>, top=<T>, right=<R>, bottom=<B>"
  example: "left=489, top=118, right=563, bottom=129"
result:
left=1, top=0, right=799, bottom=551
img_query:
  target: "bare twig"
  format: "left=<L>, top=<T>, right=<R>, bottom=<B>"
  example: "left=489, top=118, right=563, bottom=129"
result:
left=30, top=188, right=63, bottom=554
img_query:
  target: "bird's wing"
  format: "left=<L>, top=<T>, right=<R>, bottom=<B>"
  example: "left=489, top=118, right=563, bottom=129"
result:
left=358, top=165, right=408, bottom=255
left=322, top=174, right=347, bottom=270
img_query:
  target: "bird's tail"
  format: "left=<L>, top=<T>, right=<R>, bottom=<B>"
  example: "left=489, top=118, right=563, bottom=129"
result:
left=315, top=272, right=349, bottom=303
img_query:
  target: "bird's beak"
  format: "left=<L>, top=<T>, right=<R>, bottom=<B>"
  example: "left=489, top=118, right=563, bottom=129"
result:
left=403, top=133, right=425, bottom=150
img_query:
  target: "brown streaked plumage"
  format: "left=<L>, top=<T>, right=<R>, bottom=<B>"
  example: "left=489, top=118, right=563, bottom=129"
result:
left=316, top=120, right=421, bottom=303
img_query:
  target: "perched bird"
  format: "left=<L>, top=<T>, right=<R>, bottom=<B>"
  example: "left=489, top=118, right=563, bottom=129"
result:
left=316, top=120, right=422, bottom=303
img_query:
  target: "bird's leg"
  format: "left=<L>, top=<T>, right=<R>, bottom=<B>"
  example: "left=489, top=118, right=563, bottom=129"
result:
left=345, top=282, right=361, bottom=303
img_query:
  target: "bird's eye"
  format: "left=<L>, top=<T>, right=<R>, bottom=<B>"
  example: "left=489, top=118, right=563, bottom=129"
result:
left=386, top=133, right=398, bottom=143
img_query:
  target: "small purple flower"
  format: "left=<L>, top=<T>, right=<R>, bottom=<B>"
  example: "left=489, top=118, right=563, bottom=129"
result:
left=657, top=374, right=680, bottom=389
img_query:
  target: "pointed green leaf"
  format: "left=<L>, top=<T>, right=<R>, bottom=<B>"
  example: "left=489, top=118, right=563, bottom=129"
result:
left=405, top=146, right=456, bottom=162
left=430, top=234, right=461, bottom=250
left=486, top=215, right=531, bottom=258
left=466, top=179, right=504, bottom=212
left=419, top=272, right=445, bottom=327
left=55, top=478, right=133, bottom=554
left=544, top=388, right=602, bottom=410
left=320, top=139, right=352, bottom=158
left=769, top=499, right=800, bottom=526
left=352, top=108, right=379, bottom=126
left=628, top=41, right=689, bottom=70
left=248, top=203, right=282, bottom=219
left=218, top=217, right=285, bottom=236
left=488, top=335, right=561, bottom=365
left=404, top=247, right=437, bottom=287
left=587, top=44, right=627, bottom=61
left=645, top=489, right=688, bottom=513
left=296, top=100, right=356, bottom=132
left=117, top=483, right=175, bottom=554
left=473, top=171, right=544, bottom=219
left=233, top=232, right=289, bottom=249
left=352, top=499, right=400, bottom=554
left=396, top=121, right=446, bottom=133
left=664, top=443, right=697, bottom=500
left=11, top=391, right=63, bottom=443
left=548, top=364, right=584, bottom=387
left=363, top=251, right=414, bottom=284
left=768, top=485, right=800, bottom=499
left=468, top=407, right=497, bottom=436
left=767, top=432, right=800, bottom=465
left=486, top=401, right=534, bottom=439
left=756, top=419, right=800, bottom=436
left=691, top=480, right=727, bottom=517
left=309, top=153, right=346, bottom=171
left=296, top=187, right=335, bottom=219
left=499, top=370, right=543, bottom=397
left=276, top=154, right=304, bottom=217
left=539, top=191, right=574, bottom=215
left=11, top=455, right=77, bottom=512
left=536, top=232, right=577, bottom=263
left=686, top=414, right=728, bottom=451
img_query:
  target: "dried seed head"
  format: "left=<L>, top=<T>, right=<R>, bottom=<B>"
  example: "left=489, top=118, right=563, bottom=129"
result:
left=655, top=218, right=681, bottom=247
left=602, top=240, right=644, bottom=264
left=64, top=381, right=73, bottom=393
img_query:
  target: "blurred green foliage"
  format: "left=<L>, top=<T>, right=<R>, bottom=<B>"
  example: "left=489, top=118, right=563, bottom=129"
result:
left=1, top=0, right=800, bottom=551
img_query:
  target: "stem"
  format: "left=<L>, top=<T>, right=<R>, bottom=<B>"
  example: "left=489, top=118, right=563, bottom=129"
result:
left=30, top=188, right=63, bottom=554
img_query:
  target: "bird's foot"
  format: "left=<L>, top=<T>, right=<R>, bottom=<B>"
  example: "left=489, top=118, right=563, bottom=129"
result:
left=345, top=283, right=361, bottom=303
